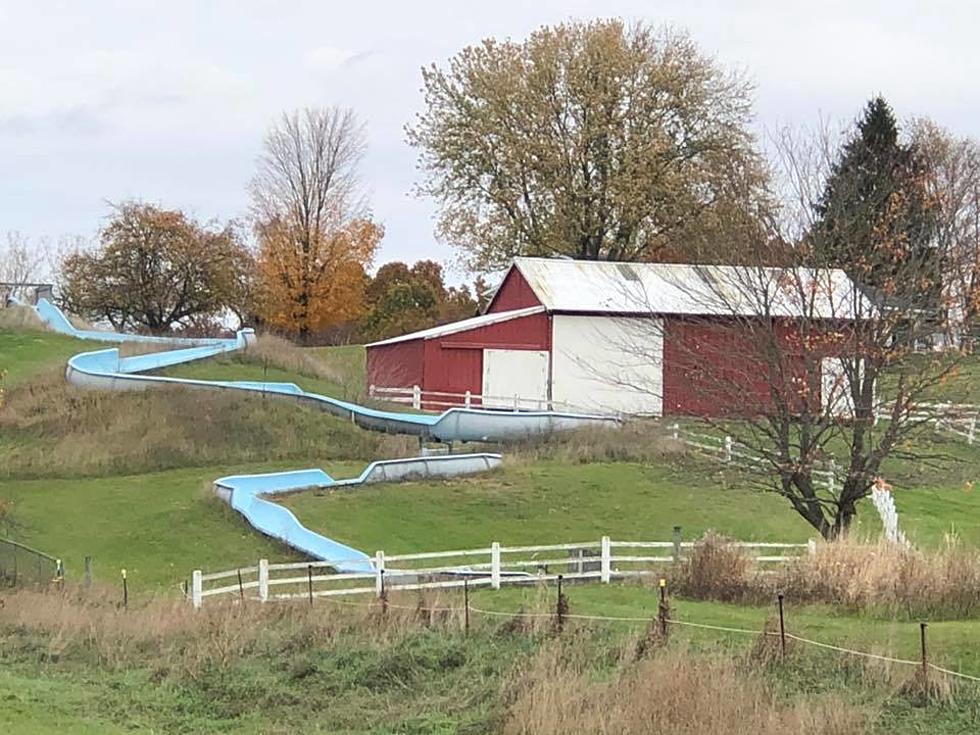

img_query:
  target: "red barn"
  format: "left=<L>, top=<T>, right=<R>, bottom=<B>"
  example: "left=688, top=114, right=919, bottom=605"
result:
left=365, top=258, right=862, bottom=417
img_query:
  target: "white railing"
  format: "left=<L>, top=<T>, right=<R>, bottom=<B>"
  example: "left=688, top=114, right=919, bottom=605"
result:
left=877, top=402, right=979, bottom=445
left=668, top=423, right=841, bottom=493
left=368, top=384, right=602, bottom=415
left=190, top=536, right=813, bottom=608
left=668, top=424, right=915, bottom=542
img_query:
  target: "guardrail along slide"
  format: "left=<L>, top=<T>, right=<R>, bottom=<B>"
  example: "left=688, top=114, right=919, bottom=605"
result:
left=28, top=298, right=619, bottom=572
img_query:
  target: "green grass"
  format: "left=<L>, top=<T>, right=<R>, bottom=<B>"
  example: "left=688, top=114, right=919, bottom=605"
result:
left=279, top=460, right=820, bottom=555
left=162, top=354, right=347, bottom=396
left=307, top=343, right=367, bottom=383
left=163, top=344, right=367, bottom=402
left=0, top=328, right=88, bottom=387
left=3, top=324, right=980, bottom=732
left=471, top=582, right=980, bottom=676
left=0, top=460, right=367, bottom=589
left=279, top=450, right=980, bottom=556
left=2, top=587, right=979, bottom=734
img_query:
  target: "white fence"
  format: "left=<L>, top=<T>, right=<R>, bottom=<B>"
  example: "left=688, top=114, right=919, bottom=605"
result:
left=190, top=536, right=813, bottom=608
left=668, top=423, right=919, bottom=544
left=898, top=402, right=979, bottom=445
left=368, top=384, right=596, bottom=415
left=669, top=424, right=841, bottom=492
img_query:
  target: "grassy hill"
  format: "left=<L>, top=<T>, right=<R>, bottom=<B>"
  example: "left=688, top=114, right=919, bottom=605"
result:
left=3, top=322, right=980, bottom=733
left=3, top=326, right=980, bottom=587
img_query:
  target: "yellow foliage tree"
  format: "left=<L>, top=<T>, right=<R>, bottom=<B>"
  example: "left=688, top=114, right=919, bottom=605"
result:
left=250, top=107, right=382, bottom=342
left=256, top=217, right=382, bottom=339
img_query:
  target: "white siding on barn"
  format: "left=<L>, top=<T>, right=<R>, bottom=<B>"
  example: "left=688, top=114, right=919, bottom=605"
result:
left=551, top=315, right=663, bottom=415
left=822, top=357, right=869, bottom=418
left=482, top=349, right=550, bottom=408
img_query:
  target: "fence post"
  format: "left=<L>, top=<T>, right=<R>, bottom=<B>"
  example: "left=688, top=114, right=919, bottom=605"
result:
left=379, top=570, right=388, bottom=615
left=672, top=526, right=683, bottom=564
left=969, top=416, right=976, bottom=445
left=84, top=555, right=92, bottom=588
left=658, top=578, right=669, bottom=640
left=463, top=578, right=470, bottom=636
left=464, top=390, right=471, bottom=409
left=777, top=593, right=786, bottom=658
left=827, top=459, right=837, bottom=494
left=490, top=542, right=501, bottom=590
left=369, top=384, right=375, bottom=399
left=555, top=574, right=566, bottom=633
left=671, top=423, right=679, bottom=441
left=723, top=435, right=733, bottom=462
left=307, top=564, right=314, bottom=605
left=600, top=536, right=611, bottom=583
left=258, top=559, right=269, bottom=602
left=919, top=621, right=928, bottom=677
left=807, top=539, right=817, bottom=555
left=412, top=385, right=421, bottom=410
left=121, top=569, right=128, bottom=610
left=375, top=550, right=386, bottom=597
left=191, top=569, right=202, bottom=608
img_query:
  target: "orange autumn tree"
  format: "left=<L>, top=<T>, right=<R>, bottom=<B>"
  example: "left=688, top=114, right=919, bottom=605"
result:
left=250, top=107, right=382, bottom=342
left=256, top=217, right=381, bottom=338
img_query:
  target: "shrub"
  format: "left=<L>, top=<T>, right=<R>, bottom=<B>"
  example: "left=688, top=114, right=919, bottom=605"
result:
left=675, top=531, right=754, bottom=602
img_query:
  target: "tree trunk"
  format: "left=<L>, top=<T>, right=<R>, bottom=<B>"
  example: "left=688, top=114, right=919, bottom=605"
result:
left=829, top=499, right=858, bottom=540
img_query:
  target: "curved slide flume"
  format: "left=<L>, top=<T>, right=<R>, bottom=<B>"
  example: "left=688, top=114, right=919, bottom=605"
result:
left=30, top=299, right=618, bottom=569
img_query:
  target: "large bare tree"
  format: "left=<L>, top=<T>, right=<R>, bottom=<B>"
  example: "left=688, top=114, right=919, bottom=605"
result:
left=612, top=120, right=968, bottom=539
left=0, top=232, right=49, bottom=302
left=408, top=19, right=770, bottom=272
left=910, top=118, right=980, bottom=347
left=250, top=107, right=382, bottom=342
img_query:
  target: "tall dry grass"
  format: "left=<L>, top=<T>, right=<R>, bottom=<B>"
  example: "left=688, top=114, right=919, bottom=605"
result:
left=0, top=371, right=413, bottom=478
left=671, top=533, right=980, bottom=619
left=502, top=640, right=865, bottom=735
left=0, top=304, right=45, bottom=330
left=780, top=538, right=980, bottom=619
left=0, top=585, right=465, bottom=676
left=117, top=340, right=182, bottom=356
left=676, top=531, right=753, bottom=602
left=511, top=420, right=685, bottom=465
left=243, top=334, right=345, bottom=386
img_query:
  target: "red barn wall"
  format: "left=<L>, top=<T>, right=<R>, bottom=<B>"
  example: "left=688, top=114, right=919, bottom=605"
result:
left=422, top=312, right=551, bottom=406
left=366, top=339, right=424, bottom=389
left=662, top=317, right=842, bottom=417
left=487, top=269, right=542, bottom=312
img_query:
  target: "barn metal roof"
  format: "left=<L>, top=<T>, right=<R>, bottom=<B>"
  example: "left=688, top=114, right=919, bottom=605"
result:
left=365, top=305, right=547, bottom=348
left=507, top=257, right=867, bottom=320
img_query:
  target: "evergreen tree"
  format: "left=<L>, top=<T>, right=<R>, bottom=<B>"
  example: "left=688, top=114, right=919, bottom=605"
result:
left=813, top=96, right=940, bottom=307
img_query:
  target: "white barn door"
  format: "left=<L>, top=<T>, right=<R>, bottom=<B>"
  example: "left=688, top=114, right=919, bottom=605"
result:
left=551, top=315, right=663, bottom=416
left=482, top=349, right=549, bottom=409
left=822, top=357, right=866, bottom=418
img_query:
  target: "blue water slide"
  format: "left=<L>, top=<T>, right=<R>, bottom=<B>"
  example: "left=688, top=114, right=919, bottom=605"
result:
left=214, top=454, right=502, bottom=572
left=29, top=298, right=618, bottom=567
left=34, top=298, right=620, bottom=442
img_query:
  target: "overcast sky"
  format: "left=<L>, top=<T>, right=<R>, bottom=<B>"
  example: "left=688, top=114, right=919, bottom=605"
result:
left=2, top=0, right=977, bottom=279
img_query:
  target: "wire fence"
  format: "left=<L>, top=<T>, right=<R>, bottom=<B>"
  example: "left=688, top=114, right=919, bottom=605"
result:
left=0, top=538, right=63, bottom=588
left=295, top=576, right=980, bottom=685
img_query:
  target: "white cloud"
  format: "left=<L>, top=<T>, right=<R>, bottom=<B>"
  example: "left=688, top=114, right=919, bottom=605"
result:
left=304, top=46, right=365, bottom=72
left=1, top=0, right=979, bottom=267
